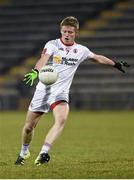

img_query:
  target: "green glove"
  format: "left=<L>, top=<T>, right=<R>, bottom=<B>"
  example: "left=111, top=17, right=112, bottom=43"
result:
left=23, top=69, right=38, bottom=86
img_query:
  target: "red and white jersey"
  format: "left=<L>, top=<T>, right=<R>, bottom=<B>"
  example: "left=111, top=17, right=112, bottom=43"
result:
left=36, top=38, right=94, bottom=95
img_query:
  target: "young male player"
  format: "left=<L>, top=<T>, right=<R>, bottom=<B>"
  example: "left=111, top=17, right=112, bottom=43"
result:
left=15, top=16, right=129, bottom=165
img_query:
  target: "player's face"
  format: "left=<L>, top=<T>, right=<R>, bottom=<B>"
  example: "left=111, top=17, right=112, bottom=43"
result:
left=60, top=25, right=77, bottom=45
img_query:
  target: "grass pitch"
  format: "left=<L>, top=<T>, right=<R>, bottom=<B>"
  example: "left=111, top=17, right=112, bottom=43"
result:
left=0, top=110, right=134, bottom=179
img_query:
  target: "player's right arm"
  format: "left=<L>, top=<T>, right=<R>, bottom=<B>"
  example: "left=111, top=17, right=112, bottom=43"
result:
left=23, top=53, right=51, bottom=86
left=34, top=53, right=50, bottom=72
left=23, top=40, right=57, bottom=86
left=23, top=40, right=55, bottom=86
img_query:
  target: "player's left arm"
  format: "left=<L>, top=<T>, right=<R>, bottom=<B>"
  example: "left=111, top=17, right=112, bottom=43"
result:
left=91, top=54, right=130, bottom=73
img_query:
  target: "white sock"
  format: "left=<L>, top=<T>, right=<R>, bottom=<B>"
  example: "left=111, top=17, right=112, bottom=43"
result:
left=40, top=142, right=51, bottom=154
left=20, top=144, right=29, bottom=157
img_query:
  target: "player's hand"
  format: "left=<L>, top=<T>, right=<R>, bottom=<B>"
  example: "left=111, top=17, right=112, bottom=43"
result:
left=114, top=61, right=130, bottom=73
left=23, top=69, right=38, bottom=86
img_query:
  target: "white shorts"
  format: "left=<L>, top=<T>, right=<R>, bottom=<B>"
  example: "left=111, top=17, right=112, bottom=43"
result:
left=28, top=89, right=69, bottom=113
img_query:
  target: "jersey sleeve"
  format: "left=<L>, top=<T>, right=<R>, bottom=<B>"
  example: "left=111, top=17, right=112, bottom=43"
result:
left=42, top=40, right=56, bottom=56
left=85, top=47, right=94, bottom=59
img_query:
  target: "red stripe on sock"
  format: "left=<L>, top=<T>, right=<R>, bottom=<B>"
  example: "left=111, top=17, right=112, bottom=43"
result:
left=44, top=142, right=52, bottom=148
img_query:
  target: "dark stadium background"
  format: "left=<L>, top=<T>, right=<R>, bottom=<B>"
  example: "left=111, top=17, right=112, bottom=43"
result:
left=0, top=0, right=133, bottom=110
left=0, top=1, right=134, bottom=179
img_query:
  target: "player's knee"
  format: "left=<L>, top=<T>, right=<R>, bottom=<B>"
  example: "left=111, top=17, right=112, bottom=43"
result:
left=56, top=116, right=67, bottom=127
left=24, top=124, right=34, bottom=133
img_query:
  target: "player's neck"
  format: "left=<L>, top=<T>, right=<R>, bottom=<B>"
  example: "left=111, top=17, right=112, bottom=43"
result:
left=60, top=38, right=75, bottom=46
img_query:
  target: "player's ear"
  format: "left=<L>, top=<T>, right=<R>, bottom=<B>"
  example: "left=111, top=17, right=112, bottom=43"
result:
left=75, top=30, right=79, bottom=37
left=60, top=29, right=63, bottom=35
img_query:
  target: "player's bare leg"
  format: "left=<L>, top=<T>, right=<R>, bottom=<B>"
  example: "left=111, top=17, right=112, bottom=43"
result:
left=45, top=102, right=69, bottom=144
left=22, top=111, right=43, bottom=144
left=15, top=111, right=43, bottom=165
left=35, top=102, right=69, bottom=165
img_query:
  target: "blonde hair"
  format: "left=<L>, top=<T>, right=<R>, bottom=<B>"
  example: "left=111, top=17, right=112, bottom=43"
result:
left=60, top=16, right=79, bottom=30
